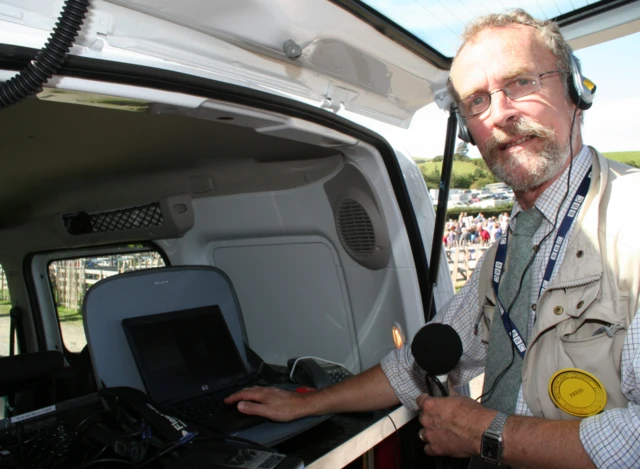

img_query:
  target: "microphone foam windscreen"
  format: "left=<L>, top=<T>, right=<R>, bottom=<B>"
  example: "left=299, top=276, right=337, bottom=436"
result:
left=411, top=323, right=463, bottom=376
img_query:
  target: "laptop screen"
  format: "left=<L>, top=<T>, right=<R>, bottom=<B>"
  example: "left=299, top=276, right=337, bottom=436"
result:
left=122, top=305, right=249, bottom=403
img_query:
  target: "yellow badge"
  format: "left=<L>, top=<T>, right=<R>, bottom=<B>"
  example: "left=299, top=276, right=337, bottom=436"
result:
left=548, top=368, right=607, bottom=417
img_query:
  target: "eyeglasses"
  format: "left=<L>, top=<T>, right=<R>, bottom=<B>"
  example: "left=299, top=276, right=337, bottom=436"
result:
left=455, top=70, right=560, bottom=118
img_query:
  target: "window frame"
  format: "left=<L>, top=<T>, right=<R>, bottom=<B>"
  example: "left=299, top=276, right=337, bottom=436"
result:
left=28, top=242, right=170, bottom=357
left=0, top=263, right=12, bottom=357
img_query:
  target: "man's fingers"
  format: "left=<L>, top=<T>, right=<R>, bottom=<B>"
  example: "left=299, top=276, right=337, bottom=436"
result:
left=224, top=386, right=266, bottom=404
left=416, top=392, right=432, bottom=408
left=236, top=400, right=265, bottom=416
left=423, top=443, right=435, bottom=457
left=223, top=386, right=304, bottom=422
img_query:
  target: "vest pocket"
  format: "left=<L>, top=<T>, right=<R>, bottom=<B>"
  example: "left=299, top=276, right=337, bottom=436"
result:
left=560, top=319, right=625, bottom=344
left=558, top=317, right=627, bottom=410
left=477, top=304, right=495, bottom=344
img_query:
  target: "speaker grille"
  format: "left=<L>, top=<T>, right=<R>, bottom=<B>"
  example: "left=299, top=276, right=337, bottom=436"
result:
left=63, top=203, right=164, bottom=235
left=336, top=198, right=375, bottom=256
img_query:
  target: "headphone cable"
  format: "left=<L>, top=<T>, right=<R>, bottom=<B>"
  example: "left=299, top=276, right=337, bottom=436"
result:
left=479, top=100, right=581, bottom=404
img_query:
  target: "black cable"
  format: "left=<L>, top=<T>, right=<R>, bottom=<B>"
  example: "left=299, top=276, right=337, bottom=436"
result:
left=73, top=409, right=110, bottom=435
left=134, top=435, right=190, bottom=469
left=35, top=422, right=80, bottom=469
left=479, top=102, right=581, bottom=404
left=188, top=433, right=271, bottom=451
left=0, top=0, right=90, bottom=110
left=45, top=409, right=109, bottom=468
left=385, top=413, right=401, bottom=469
left=84, top=444, right=110, bottom=465
left=16, top=422, right=26, bottom=468
left=431, top=375, right=449, bottom=397
left=180, top=419, right=271, bottom=451
left=78, top=458, right=135, bottom=468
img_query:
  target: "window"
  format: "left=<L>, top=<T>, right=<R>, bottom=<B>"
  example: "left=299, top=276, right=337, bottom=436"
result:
left=48, top=249, right=165, bottom=353
left=0, top=264, right=11, bottom=357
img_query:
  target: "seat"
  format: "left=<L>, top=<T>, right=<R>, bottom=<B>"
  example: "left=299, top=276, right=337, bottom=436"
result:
left=71, top=345, right=97, bottom=397
left=0, top=350, right=64, bottom=416
left=81, top=266, right=252, bottom=391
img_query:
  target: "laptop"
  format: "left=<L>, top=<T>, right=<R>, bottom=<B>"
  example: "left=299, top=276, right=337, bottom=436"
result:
left=121, top=305, right=269, bottom=434
left=121, top=305, right=332, bottom=446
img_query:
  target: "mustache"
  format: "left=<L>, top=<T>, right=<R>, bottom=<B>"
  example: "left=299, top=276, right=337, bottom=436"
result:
left=484, top=118, right=556, bottom=153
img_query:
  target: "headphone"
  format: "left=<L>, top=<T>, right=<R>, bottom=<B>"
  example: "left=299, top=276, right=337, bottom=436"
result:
left=457, top=54, right=597, bottom=145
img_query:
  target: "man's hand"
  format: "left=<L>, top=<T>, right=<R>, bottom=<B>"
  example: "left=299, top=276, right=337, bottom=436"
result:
left=225, top=365, right=400, bottom=424
left=417, top=393, right=495, bottom=458
left=224, top=386, right=314, bottom=422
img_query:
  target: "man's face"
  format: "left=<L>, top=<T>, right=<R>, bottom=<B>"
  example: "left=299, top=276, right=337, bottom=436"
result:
left=450, top=25, right=579, bottom=192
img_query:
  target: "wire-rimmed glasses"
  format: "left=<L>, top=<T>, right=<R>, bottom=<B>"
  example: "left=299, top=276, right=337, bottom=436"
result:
left=456, top=71, right=561, bottom=118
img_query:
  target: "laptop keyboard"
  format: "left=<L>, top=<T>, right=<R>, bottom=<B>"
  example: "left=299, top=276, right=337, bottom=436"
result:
left=173, top=390, right=266, bottom=433
left=175, top=393, right=227, bottom=419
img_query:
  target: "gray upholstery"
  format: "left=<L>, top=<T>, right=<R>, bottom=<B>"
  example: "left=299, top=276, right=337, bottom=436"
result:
left=82, top=266, right=249, bottom=391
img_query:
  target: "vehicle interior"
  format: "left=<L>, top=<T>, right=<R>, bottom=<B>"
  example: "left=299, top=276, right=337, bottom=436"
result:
left=0, top=81, right=438, bottom=374
left=1, top=0, right=639, bottom=467
left=0, top=70, right=450, bottom=467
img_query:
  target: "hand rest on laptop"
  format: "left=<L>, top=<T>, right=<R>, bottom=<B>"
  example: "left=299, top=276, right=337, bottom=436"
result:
left=120, top=304, right=331, bottom=446
left=172, top=385, right=267, bottom=433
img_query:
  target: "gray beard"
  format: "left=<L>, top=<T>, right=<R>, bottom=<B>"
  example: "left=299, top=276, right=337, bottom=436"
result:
left=482, top=119, right=569, bottom=192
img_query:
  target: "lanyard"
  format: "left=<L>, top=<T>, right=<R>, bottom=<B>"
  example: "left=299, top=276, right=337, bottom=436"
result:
left=491, top=167, right=592, bottom=358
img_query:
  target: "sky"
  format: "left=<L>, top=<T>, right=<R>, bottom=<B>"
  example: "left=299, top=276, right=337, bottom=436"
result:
left=359, top=0, right=603, bottom=57
left=342, top=31, right=640, bottom=159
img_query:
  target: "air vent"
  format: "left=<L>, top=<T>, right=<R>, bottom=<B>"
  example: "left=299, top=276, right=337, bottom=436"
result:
left=336, top=198, right=376, bottom=257
left=63, top=203, right=164, bottom=235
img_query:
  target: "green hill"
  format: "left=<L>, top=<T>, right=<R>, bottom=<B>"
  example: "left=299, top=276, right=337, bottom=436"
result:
left=418, top=161, right=480, bottom=176
left=602, top=151, right=640, bottom=166
left=417, top=151, right=640, bottom=187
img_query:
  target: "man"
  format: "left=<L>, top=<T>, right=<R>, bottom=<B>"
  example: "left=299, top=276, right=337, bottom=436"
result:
left=226, top=10, right=640, bottom=468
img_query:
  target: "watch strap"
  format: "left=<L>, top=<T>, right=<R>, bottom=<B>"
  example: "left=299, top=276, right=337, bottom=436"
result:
left=480, top=411, right=509, bottom=465
left=487, top=411, right=509, bottom=435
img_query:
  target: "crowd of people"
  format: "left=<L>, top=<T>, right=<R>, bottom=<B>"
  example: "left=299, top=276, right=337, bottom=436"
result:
left=443, top=211, right=511, bottom=247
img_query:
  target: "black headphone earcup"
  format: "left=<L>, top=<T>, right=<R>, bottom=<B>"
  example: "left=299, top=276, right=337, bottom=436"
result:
left=457, top=116, right=475, bottom=145
left=567, top=54, right=596, bottom=110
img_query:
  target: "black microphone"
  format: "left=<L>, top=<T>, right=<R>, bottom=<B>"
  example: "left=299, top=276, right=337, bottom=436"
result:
left=411, top=323, right=463, bottom=396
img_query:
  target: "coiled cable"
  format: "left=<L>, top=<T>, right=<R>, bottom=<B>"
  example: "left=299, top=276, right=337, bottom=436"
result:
left=0, top=0, right=90, bottom=110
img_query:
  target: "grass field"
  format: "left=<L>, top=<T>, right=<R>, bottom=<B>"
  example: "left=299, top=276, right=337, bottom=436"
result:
left=417, top=150, right=640, bottom=181
left=58, top=306, right=82, bottom=323
left=0, top=303, right=81, bottom=320
left=418, top=161, right=481, bottom=175
left=603, top=151, right=640, bottom=165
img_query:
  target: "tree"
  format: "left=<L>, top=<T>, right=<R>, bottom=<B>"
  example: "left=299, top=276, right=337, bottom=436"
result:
left=471, top=177, right=494, bottom=189
left=451, top=173, right=473, bottom=189
left=455, top=141, right=469, bottom=158
left=423, top=168, right=441, bottom=189
left=470, top=158, right=488, bottom=169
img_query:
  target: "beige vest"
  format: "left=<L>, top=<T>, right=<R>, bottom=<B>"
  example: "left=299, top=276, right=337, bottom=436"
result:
left=477, top=148, right=640, bottom=420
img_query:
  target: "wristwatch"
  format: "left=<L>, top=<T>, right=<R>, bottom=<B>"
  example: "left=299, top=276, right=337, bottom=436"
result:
left=480, top=411, right=509, bottom=465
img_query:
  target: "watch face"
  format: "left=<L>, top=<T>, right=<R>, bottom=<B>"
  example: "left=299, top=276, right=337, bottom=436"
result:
left=481, top=435, right=501, bottom=461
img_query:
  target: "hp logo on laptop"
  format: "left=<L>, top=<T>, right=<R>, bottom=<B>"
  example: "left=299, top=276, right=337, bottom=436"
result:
left=201, top=385, right=209, bottom=391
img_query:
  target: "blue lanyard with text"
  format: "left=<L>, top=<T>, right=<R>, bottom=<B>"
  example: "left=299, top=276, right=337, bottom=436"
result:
left=491, top=168, right=592, bottom=358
